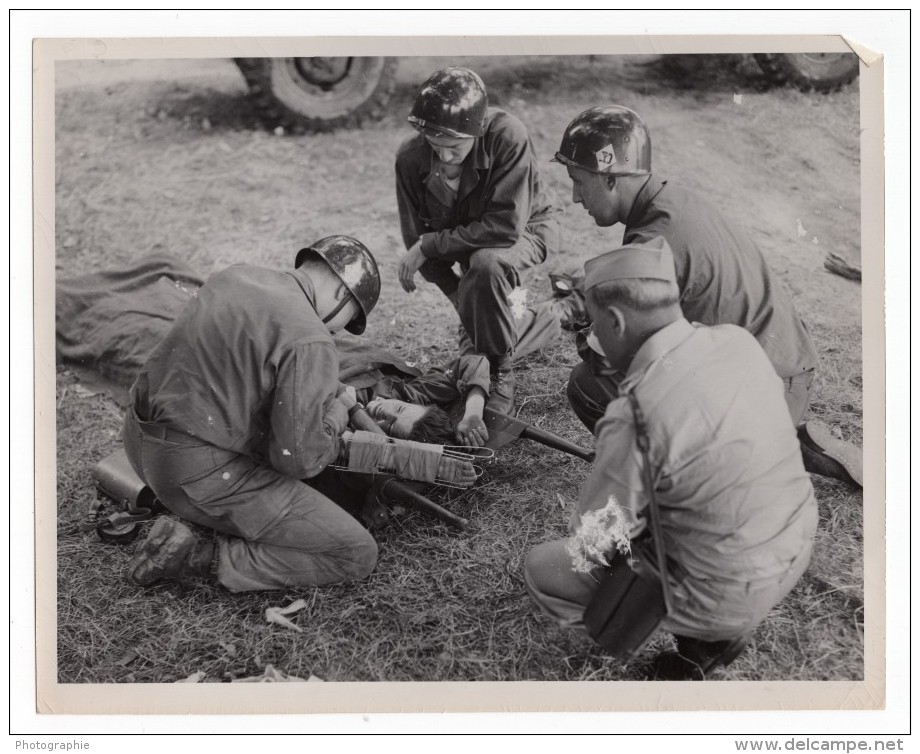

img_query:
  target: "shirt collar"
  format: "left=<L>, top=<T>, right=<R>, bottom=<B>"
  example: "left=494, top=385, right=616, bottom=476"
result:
left=288, top=267, right=319, bottom=312
left=625, top=174, right=667, bottom=228
left=619, top=318, right=695, bottom=393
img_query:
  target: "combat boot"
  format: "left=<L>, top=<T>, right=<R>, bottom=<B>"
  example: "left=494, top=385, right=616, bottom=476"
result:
left=127, top=517, right=216, bottom=587
left=797, top=421, right=863, bottom=487
left=552, top=292, right=589, bottom=331
left=486, top=354, right=515, bottom=415
left=649, top=634, right=751, bottom=681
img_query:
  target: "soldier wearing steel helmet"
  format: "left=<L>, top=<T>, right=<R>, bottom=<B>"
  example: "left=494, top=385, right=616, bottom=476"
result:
left=552, top=105, right=820, bottom=437
left=395, top=67, right=563, bottom=415
left=123, top=236, right=384, bottom=591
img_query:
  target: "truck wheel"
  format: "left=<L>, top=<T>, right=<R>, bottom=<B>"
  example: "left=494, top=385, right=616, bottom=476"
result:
left=752, top=53, right=858, bottom=93
left=234, top=57, right=398, bottom=133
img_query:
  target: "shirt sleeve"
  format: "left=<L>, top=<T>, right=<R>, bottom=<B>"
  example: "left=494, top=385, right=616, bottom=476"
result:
left=268, top=339, right=347, bottom=479
left=453, top=354, right=491, bottom=398
left=419, top=121, right=535, bottom=259
left=569, top=404, right=645, bottom=536
left=395, top=153, right=425, bottom=251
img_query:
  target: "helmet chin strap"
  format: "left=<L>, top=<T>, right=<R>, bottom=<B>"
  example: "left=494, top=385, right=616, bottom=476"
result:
left=321, top=294, right=354, bottom=326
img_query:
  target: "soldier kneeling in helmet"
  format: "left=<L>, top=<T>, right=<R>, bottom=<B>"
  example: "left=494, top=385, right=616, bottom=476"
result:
left=395, top=67, right=563, bottom=415
left=551, top=105, right=861, bottom=487
left=123, top=236, right=383, bottom=591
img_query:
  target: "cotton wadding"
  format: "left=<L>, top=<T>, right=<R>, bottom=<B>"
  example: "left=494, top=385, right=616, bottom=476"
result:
left=507, top=287, right=528, bottom=321
left=566, top=495, right=632, bottom=574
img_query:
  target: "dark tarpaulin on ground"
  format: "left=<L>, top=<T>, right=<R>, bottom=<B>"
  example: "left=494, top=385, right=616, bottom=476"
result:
left=55, top=253, right=421, bottom=406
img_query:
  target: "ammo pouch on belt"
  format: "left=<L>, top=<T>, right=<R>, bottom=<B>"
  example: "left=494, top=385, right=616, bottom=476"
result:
left=583, top=537, right=687, bottom=660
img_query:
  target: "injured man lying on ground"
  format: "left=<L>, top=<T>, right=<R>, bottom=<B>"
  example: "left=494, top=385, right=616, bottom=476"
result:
left=56, top=252, right=574, bottom=450
left=56, top=252, right=569, bottom=589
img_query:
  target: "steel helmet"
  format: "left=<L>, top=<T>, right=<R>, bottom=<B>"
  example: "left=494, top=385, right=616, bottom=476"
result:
left=295, top=236, right=380, bottom=335
left=553, top=106, right=651, bottom=176
left=408, top=67, right=488, bottom=138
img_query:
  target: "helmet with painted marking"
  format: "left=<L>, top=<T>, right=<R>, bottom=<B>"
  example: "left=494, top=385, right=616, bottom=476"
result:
left=295, top=236, right=380, bottom=335
left=553, top=106, right=651, bottom=176
left=408, top=67, right=488, bottom=138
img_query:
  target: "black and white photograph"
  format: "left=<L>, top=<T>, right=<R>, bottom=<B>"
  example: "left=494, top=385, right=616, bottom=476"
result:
left=19, top=10, right=905, bottom=739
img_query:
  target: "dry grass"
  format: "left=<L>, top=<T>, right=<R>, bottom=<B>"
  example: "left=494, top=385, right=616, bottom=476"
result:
left=54, top=54, right=864, bottom=684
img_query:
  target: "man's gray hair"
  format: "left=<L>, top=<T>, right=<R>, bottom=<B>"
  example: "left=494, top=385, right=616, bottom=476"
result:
left=588, top=277, right=680, bottom=311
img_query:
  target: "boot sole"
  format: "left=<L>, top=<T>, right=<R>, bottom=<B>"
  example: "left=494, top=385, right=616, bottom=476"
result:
left=126, top=518, right=196, bottom=586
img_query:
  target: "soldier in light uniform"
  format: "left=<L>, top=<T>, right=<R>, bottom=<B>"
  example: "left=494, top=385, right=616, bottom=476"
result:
left=524, top=238, right=818, bottom=679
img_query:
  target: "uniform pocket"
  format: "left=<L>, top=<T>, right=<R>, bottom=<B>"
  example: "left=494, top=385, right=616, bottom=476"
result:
left=178, top=449, right=254, bottom=505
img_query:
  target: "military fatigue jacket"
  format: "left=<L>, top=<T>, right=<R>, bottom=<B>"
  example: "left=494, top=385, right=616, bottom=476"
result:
left=396, top=107, right=561, bottom=261
left=131, top=265, right=344, bottom=480
left=624, top=176, right=818, bottom=379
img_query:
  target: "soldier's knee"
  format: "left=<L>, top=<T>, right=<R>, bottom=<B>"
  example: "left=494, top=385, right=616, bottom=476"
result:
left=567, top=361, right=587, bottom=401
left=465, top=248, right=505, bottom=278
left=566, top=362, right=598, bottom=431
left=346, top=533, right=379, bottom=580
left=524, top=541, right=559, bottom=600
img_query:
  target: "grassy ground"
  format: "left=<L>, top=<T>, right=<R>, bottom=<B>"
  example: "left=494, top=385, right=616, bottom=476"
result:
left=54, top=54, right=864, bottom=683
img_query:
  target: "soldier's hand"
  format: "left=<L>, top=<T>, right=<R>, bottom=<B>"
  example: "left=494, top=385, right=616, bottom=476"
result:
left=438, top=457, right=477, bottom=487
left=398, top=242, right=425, bottom=293
left=336, top=384, right=357, bottom=410
left=326, top=398, right=350, bottom=436
left=456, top=414, right=489, bottom=447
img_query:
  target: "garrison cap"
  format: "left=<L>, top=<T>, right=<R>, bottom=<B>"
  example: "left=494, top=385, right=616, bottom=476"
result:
left=583, top=237, right=677, bottom=291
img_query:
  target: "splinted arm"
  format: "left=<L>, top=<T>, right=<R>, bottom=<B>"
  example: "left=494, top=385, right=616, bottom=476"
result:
left=338, top=431, right=478, bottom=487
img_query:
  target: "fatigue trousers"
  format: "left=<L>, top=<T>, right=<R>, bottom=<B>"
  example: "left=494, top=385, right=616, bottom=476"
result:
left=123, top=408, right=377, bottom=592
left=524, top=538, right=812, bottom=643
left=567, top=354, right=815, bottom=434
left=419, top=217, right=560, bottom=357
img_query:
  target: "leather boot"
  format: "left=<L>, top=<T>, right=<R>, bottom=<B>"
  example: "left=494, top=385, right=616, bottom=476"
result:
left=552, top=292, right=589, bottom=331
left=649, top=634, right=751, bottom=680
left=486, top=354, right=515, bottom=415
left=127, top=518, right=215, bottom=586
left=797, top=421, right=863, bottom=487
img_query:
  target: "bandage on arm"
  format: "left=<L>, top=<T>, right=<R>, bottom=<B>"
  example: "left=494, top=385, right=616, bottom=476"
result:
left=337, top=430, right=476, bottom=487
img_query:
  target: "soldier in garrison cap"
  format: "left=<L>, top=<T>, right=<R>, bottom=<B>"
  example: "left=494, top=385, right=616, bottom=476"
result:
left=524, top=237, right=818, bottom=680
left=395, top=67, right=564, bottom=419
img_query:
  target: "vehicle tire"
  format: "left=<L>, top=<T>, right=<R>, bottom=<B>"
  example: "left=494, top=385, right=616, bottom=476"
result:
left=752, top=53, right=858, bottom=93
left=234, top=57, right=398, bottom=132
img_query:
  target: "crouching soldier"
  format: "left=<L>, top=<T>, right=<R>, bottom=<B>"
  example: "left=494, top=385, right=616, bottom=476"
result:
left=395, top=66, right=563, bottom=414
left=123, top=236, right=382, bottom=591
left=524, top=238, right=818, bottom=679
